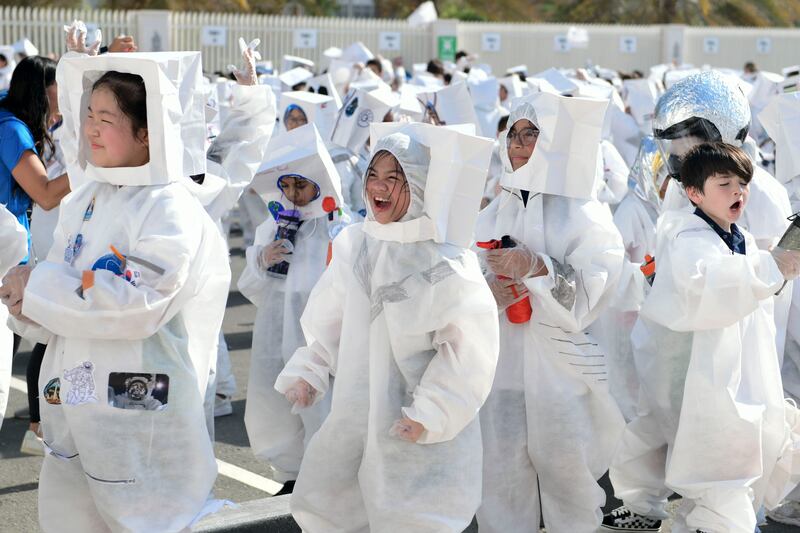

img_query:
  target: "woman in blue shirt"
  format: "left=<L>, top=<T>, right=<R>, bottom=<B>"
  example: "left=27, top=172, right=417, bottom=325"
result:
left=0, top=55, right=70, bottom=259
left=0, top=55, right=70, bottom=453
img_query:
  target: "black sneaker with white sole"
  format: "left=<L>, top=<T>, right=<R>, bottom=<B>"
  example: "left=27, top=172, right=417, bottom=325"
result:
left=601, top=505, right=662, bottom=532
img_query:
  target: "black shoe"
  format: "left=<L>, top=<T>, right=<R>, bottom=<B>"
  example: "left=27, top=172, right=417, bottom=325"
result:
left=274, top=480, right=295, bottom=496
left=601, top=505, right=662, bottom=531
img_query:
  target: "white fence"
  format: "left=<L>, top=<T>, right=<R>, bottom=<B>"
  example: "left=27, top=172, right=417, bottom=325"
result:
left=2, top=5, right=799, bottom=76
left=0, top=6, right=134, bottom=56
left=170, top=11, right=432, bottom=73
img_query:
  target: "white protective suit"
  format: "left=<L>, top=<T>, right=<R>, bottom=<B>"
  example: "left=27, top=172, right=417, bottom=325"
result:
left=600, top=136, right=663, bottom=421
left=760, top=94, right=800, bottom=507
left=596, top=139, right=630, bottom=209
left=15, top=52, right=231, bottom=533
left=238, top=123, right=345, bottom=483
left=192, top=81, right=276, bottom=438
left=475, top=95, right=626, bottom=533
left=0, top=205, right=28, bottom=429
left=610, top=209, right=793, bottom=532
left=275, top=123, right=499, bottom=532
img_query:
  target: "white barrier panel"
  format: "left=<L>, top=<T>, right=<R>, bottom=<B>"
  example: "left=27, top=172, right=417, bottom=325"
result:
left=3, top=6, right=800, bottom=77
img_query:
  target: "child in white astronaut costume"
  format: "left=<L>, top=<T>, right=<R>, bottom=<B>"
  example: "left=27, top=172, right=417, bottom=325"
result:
left=238, top=123, right=347, bottom=489
left=275, top=123, right=500, bottom=532
left=0, top=52, right=230, bottom=532
left=604, top=143, right=800, bottom=533
left=0, top=205, right=27, bottom=429
left=192, top=39, right=277, bottom=428
left=759, top=91, right=800, bottom=525
left=598, top=136, right=664, bottom=421
left=474, top=93, right=626, bottom=533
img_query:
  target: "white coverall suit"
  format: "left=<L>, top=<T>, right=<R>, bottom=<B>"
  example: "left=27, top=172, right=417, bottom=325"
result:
left=238, top=122, right=348, bottom=482
left=276, top=129, right=500, bottom=532
left=15, top=52, right=231, bottom=532
left=190, top=82, right=277, bottom=437
left=610, top=209, right=791, bottom=532
left=0, top=205, right=28, bottom=429
left=475, top=100, right=627, bottom=533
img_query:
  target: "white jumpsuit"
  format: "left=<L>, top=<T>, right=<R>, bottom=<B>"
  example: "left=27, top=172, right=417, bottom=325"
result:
left=610, top=209, right=790, bottom=532
left=19, top=51, right=232, bottom=533
left=0, top=205, right=28, bottom=429
left=23, top=181, right=230, bottom=533
left=275, top=131, right=499, bottom=532
left=238, top=215, right=332, bottom=482
left=475, top=189, right=626, bottom=533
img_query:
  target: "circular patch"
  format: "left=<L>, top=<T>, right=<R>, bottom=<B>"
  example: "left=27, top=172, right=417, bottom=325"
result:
left=357, top=109, right=374, bottom=128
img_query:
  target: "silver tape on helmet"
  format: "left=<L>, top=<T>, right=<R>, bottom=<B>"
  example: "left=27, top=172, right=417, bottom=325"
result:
left=653, top=70, right=750, bottom=144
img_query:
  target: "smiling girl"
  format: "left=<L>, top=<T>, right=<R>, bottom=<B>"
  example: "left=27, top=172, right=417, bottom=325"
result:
left=273, top=126, right=499, bottom=532
left=0, top=52, right=230, bottom=532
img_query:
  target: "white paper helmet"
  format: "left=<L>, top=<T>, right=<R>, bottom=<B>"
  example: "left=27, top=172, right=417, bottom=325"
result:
left=413, top=82, right=479, bottom=129
left=307, top=72, right=342, bottom=109
left=758, top=93, right=800, bottom=184
left=500, top=92, right=609, bottom=200
left=12, top=38, right=38, bottom=57
left=341, top=42, right=374, bottom=64
left=250, top=123, right=344, bottom=221
left=57, top=52, right=206, bottom=186
left=407, top=1, right=438, bottom=28
left=278, top=91, right=337, bottom=138
left=527, top=68, right=578, bottom=96
left=623, top=78, right=659, bottom=127
left=330, top=87, right=394, bottom=153
left=281, top=55, right=314, bottom=73
left=279, top=66, right=313, bottom=89
left=366, top=122, right=494, bottom=248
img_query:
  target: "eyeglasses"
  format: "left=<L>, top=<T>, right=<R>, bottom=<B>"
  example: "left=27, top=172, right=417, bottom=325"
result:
left=506, top=127, right=540, bottom=147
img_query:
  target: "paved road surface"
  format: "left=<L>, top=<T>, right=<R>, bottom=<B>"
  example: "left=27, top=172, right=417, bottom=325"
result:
left=0, top=231, right=797, bottom=532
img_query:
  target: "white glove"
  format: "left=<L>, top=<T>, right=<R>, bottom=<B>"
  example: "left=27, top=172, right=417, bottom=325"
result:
left=257, top=240, right=292, bottom=270
left=483, top=238, right=545, bottom=280
left=0, top=265, right=33, bottom=318
left=487, top=275, right=529, bottom=311
left=64, top=20, right=101, bottom=56
left=284, top=379, right=317, bottom=413
left=228, top=38, right=260, bottom=86
left=772, top=246, right=800, bottom=280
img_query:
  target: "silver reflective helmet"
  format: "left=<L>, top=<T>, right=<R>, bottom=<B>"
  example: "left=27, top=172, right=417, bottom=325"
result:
left=652, top=70, right=750, bottom=180
left=629, top=136, right=666, bottom=209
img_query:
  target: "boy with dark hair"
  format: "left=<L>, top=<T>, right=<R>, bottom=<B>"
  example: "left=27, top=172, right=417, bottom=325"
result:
left=603, top=143, right=800, bottom=532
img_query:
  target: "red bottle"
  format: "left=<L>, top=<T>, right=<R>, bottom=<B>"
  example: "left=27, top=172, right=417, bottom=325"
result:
left=477, top=236, right=533, bottom=324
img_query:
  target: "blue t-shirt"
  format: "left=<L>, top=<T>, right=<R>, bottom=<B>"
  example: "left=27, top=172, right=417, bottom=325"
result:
left=0, top=106, right=35, bottom=263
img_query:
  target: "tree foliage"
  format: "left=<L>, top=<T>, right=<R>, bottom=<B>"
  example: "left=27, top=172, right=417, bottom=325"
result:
left=88, top=0, right=800, bottom=25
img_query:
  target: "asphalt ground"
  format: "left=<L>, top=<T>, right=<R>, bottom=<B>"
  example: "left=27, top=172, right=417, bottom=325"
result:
left=0, top=230, right=797, bottom=532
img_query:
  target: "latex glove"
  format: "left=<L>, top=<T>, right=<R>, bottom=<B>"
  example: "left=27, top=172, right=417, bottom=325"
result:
left=257, top=240, right=292, bottom=270
left=487, top=275, right=529, bottom=311
left=389, top=417, right=425, bottom=443
left=284, top=379, right=317, bottom=413
left=228, top=38, right=260, bottom=86
left=108, top=34, right=137, bottom=53
left=0, top=265, right=33, bottom=314
left=64, top=20, right=101, bottom=56
left=771, top=247, right=800, bottom=280
left=483, top=238, right=544, bottom=280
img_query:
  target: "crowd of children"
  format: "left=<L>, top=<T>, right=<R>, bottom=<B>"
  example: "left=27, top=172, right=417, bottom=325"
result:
left=1, top=16, right=800, bottom=533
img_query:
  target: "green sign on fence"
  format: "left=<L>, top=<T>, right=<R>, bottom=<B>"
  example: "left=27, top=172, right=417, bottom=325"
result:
left=437, top=35, right=457, bottom=62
